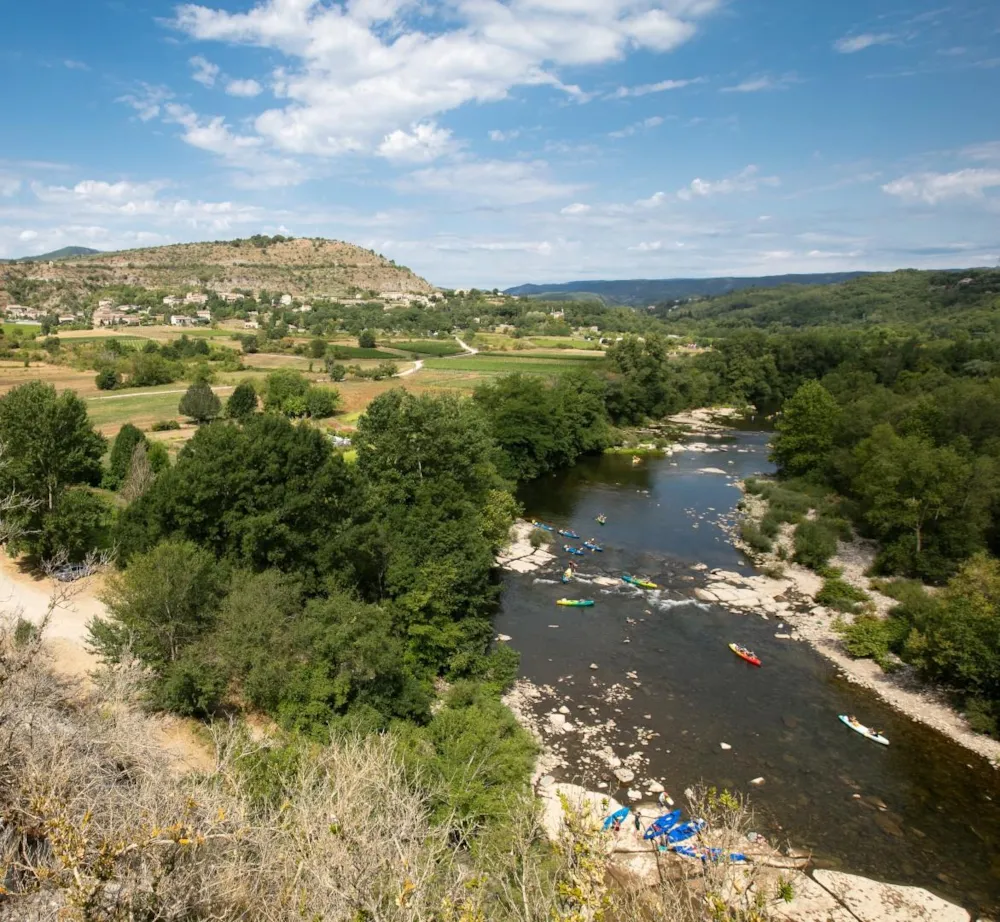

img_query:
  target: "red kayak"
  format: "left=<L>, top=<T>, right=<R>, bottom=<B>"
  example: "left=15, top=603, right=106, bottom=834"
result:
left=728, top=643, right=761, bottom=667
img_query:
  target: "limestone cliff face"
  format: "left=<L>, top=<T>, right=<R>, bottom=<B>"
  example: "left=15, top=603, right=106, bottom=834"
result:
left=0, top=237, right=436, bottom=305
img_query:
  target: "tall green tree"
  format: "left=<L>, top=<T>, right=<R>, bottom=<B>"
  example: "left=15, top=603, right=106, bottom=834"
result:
left=107, top=423, right=146, bottom=489
left=771, top=381, right=841, bottom=478
left=0, top=381, right=105, bottom=513
left=89, top=540, right=228, bottom=667
left=179, top=381, right=222, bottom=423
left=225, top=381, right=258, bottom=420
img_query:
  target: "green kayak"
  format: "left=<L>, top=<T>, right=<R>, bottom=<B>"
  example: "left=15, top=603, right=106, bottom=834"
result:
left=557, top=598, right=595, bottom=607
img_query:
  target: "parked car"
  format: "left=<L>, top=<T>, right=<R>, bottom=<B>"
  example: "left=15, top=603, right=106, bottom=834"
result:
left=53, top=563, right=89, bottom=582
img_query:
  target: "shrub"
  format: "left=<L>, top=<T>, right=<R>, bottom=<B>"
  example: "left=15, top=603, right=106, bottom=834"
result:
left=816, top=571, right=870, bottom=613
left=740, top=521, right=773, bottom=553
left=226, top=381, right=258, bottom=420
left=838, top=614, right=909, bottom=670
left=358, top=329, right=376, bottom=349
left=305, top=386, right=339, bottom=419
left=326, top=361, right=347, bottom=382
left=95, top=367, right=121, bottom=391
left=529, top=527, right=549, bottom=549
left=793, top=519, right=839, bottom=569
left=150, top=419, right=181, bottom=431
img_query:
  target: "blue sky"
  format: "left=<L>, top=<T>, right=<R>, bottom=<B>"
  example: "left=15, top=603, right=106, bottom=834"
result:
left=1, top=0, right=999, bottom=286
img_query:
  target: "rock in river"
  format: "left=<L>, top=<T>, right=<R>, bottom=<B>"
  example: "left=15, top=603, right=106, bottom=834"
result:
left=812, top=869, right=970, bottom=922
left=614, top=768, right=635, bottom=784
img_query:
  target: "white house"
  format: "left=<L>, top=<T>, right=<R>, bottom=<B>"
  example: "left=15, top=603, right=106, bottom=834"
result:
left=195, top=310, right=212, bottom=323
left=243, top=320, right=260, bottom=330
left=170, top=315, right=196, bottom=327
left=279, top=294, right=293, bottom=306
left=184, top=292, right=209, bottom=305
left=163, top=295, right=183, bottom=307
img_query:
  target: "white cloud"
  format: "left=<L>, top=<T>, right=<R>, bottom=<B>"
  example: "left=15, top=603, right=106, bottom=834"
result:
left=635, top=191, right=668, bottom=208
left=63, top=59, right=89, bottom=71
left=0, top=177, right=21, bottom=197
left=117, top=84, right=174, bottom=122
left=560, top=202, right=591, bottom=215
left=963, top=141, right=1000, bottom=162
left=721, top=73, right=798, bottom=93
left=162, top=103, right=308, bottom=187
left=489, top=129, right=520, bottom=142
left=170, top=0, right=719, bottom=156
left=677, top=165, right=779, bottom=200
left=19, top=230, right=38, bottom=242
left=225, top=78, right=263, bottom=97
left=190, top=55, right=221, bottom=87
left=610, top=77, right=703, bottom=98
left=609, top=115, right=664, bottom=138
left=378, top=122, right=455, bottom=163
left=833, top=33, right=895, bottom=54
left=398, top=159, right=580, bottom=205
left=882, top=169, right=1000, bottom=204
left=628, top=240, right=662, bottom=251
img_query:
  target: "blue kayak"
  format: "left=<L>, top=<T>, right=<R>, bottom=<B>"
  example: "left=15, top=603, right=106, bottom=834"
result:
left=558, top=529, right=581, bottom=539
left=666, top=819, right=705, bottom=844
left=531, top=520, right=554, bottom=531
left=672, top=845, right=748, bottom=863
left=642, top=810, right=682, bottom=840
left=583, top=542, right=604, bottom=552
left=602, top=807, right=630, bottom=830
left=564, top=545, right=585, bottom=556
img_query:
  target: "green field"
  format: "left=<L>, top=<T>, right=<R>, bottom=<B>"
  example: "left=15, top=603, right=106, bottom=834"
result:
left=424, top=354, right=604, bottom=375
left=3, top=323, right=41, bottom=337
left=327, top=345, right=401, bottom=359
left=392, top=340, right=464, bottom=356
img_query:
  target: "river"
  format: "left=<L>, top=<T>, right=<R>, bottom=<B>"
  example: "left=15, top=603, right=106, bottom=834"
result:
left=495, top=430, right=1000, bottom=914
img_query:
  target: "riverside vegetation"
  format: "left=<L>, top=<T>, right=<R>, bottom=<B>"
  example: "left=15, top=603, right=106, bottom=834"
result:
left=2, top=264, right=1000, bottom=917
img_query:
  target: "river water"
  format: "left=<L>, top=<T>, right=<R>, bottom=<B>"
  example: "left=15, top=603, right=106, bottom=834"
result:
left=495, top=430, right=1000, bottom=913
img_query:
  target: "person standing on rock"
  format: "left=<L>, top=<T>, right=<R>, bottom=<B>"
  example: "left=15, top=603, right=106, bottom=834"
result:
left=633, top=811, right=642, bottom=834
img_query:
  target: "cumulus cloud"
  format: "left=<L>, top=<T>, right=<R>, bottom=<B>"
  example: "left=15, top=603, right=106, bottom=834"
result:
left=833, top=33, right=895, bottom=54
left=378, top=122, right=455, bottom=163
left=677, top=165, right=779, bottom=199
left=721, top=73, right=799, bottom=93
left=226, top=78, right=263, bottom=97
left=170, top=0, right=719, bottom=156
left=560, top=202, right=591, bottom=215
left=882, top=169, right=1000, bottom=203
left=488, top=129, right=521, bottom=142
left=398, top=159, right=580, bottom=205
left=190, top=55, right=221, bottom=87
left=609, top=77, right=704, bottom=98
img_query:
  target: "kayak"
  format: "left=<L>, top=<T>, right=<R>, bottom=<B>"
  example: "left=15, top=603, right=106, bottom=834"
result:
left=557, top=598, right=595, bottom=607
left=728, top=643, right=762, bottom=667
left=583, top=542, right=604, bottom=552
left=602, top=807, right=630, bottom=830
left=666, top=819, right=705, bottom=844
left=642, top=810, right=682, bottom=840
left=531, top=520, right=554, bottom=531
left=673, top=845, right=748, bottom=863
left=564, top=545, right=585, bottom=556
left=596, top=516, right=607, bottom=525
left=558, top=529, right=581, bottom=539
left=839, top=714, right=889, bottom=746
left=622, top=573, right=659, bottom=590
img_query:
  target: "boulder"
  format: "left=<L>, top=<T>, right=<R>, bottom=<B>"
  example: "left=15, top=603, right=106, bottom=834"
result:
left=720, top=742, right=732, bottom=750
left=769, top=872, right=854, bottom=922
left=648, top=781, right=665, bottom=794
left=627, top=788, right=642, bottom=802
left=812, top=870, right=970, bottom=922
left=558, top=705, right=571, bottom=715
left=537, top=782, right=621, bottom=842
left=614, top=768, right=635, bottom=784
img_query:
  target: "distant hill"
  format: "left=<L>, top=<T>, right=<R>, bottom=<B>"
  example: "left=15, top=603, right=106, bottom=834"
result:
left=657, top=268, right=998, bottom=332
left=505, top=272, right=875, bottom=305
left=2, top=246, right=101, bottom=263
left=0, top=236, right=435, bottom=311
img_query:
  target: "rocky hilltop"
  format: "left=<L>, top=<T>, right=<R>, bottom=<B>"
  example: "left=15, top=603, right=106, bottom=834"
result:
left=0, top=236, right=435, bottom=306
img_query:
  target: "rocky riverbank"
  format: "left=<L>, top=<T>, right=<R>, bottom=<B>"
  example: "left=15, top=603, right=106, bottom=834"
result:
left=502, top=677, right=976, bottom=922
left=728, top=484, right=1000, bottom=767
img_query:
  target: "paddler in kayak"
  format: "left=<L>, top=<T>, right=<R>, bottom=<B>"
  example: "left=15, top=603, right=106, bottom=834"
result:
left=562, top=564, right=574, bottom=583
left=596, top=513, right=607, bottom=525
